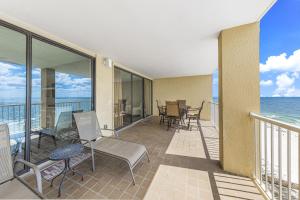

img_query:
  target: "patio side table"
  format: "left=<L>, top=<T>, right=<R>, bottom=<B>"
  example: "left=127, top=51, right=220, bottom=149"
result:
left=49, top=143, right=84, bottom=197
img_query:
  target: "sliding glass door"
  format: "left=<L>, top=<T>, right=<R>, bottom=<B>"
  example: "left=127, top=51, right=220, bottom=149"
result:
left=30, top=38, right=93, bottom=163
left=132, top=75, right=143, bottom=122
left=144, top=79, right=152, bottom=117
left=114, top=68, right=132, bottom=129
left=0, top=21, right=95, bottom=169
left=0, top=25, right=27, bottom=171
left=114, top=67, right=152, bottom=129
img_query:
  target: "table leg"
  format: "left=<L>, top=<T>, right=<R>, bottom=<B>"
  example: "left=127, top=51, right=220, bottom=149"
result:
left=57, top=159, right=69, bottom=197
left=71, top=168, right=84, bottom=181
left=50, top=163, right=66, bottom=187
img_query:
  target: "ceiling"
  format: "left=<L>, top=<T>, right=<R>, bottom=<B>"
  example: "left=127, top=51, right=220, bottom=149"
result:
left=0, top=0, right=275, bottom=78
left=0, top=26, right=91, bottom=76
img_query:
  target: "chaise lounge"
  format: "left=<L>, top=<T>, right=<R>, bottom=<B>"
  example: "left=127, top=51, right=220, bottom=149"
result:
left=73, top=111, right=150, bottom=185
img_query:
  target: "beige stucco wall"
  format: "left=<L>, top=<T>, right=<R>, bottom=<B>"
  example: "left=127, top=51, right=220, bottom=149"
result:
left=153, top=75, right=212, bottom=120
left=95, top=55, right=114, bottom=135
left=219, top=22, right=260, bottom=177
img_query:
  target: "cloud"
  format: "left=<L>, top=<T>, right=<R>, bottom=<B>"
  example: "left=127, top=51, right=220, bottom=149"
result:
left=0, top=62, right=18, bottom=75
left=276, top=73, right=294, bottom=88
left=0, top=61, right=91, bottom=98
left=272, top=73, right=300, bottom=97
left=0, top=62, right=26, bottom=92
left=260, top=49, right=300, bottom=72
left=260, top=80, right=273, bottom=86
left=292, top=72, right=299, bottom=78
left=55, top=72, right=91, bottom=97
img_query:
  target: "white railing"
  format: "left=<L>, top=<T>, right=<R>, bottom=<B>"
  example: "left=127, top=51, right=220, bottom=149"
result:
left=250, top=112, right=300, bottom=200
left=210, top=101, right=219, bottom=130
left=0, top=101, right=91, bottom=135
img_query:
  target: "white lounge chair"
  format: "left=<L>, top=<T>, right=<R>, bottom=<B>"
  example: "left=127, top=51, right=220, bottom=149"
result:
left=0, top=124, right=44, bottom=199
left=73, top=111, right=150, bottom=185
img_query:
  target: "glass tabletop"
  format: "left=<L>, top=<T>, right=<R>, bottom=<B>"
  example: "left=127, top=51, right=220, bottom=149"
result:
left=49, top=143, right=83, bottom=161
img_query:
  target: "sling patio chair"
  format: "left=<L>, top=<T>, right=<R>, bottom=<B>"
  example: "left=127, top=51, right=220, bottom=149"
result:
left=73, top=111, right=150, bottom=185
left=0, top=124, right=44, bottom=199
left=32, top=110, right=83, bottom=148
left=156, top=100, right=167, bottom=124
left=166, top=101, right=181, bottom=131
left=187, top=101, right=205, bottom=130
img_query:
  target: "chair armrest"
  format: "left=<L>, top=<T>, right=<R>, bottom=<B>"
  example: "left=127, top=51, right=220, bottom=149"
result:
left=14, top=158, right=43, bottom=195
left=100, top=128, right=118, bottom=137
left=188, top=107, right=199, bottom=111
left=78, top=138, right=92, bottom=146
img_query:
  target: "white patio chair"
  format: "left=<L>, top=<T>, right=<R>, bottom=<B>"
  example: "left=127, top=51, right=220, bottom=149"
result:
left=0, top=124, right=44, bottom=199
left=73, top=111, right=150, bottom=185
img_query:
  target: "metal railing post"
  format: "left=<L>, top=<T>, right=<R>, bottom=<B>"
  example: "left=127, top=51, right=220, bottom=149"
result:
left=287, top=130, right=291, bottom=200
left=271, top=124, right=274, bottom=199
left=264, top=122, right=268, bottom=191
left=279, top=127, right=282, bottom=200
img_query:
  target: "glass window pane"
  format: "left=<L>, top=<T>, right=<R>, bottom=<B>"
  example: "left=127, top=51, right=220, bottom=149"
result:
left=132, top=75, right=143, bottom=122
left=114, top=68, right=132, bottom=129
left=144, top=79, right=152, bottom=117
left=0, top=25, right=26, bottom=170
left=31, top=38, right=93, bottom=163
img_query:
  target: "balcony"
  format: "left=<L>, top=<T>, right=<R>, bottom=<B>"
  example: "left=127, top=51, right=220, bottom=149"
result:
left=18, top=113, right=265, bottom=200
left=0, top=1, right=290, bottom=199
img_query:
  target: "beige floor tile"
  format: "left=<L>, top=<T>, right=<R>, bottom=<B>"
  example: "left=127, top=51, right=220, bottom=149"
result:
left=24, top=117, right=264, bottom=200
left=166, top=129, right=206, bottom=158
left=144, top=165, right=214, bottom=200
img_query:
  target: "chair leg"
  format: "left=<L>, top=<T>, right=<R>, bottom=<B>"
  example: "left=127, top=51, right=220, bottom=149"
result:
left=52, top=135, right=57, bottom=147
left=197, top=119, right=201, bottom=130
left=188, top=118, right=191, bottom=130
left=91, top=147, right=95, bottom=172
left=146, top=151, right=150, bottom=162
left=127, top=162, right=136, bottom=185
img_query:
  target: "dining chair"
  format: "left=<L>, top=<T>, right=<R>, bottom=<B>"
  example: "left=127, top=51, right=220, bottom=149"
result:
left=187, top=101, right=205, bottom=130
left=177, top=100, right=187, bottom=123
left=156, top=100, right=166, bottom=124
left=165, top=101, right=180, bottom=131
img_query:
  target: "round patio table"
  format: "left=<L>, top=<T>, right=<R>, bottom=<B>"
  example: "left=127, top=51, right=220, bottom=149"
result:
left=49, top=143, right=84, bottom=197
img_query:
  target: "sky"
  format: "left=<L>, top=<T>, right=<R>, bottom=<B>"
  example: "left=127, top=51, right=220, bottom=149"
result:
left=0, top=61, right=92, bottom=102
left=213, top=0, right=300, bottom=97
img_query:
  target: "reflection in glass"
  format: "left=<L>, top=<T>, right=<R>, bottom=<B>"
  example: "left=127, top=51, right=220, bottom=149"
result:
left=0, top=25, right=26, bottom=170
left=114, top=68, right=132, bottom=129
left=132, top=75, right=143, bottom=122
left=30, top=38, right=93, bottom=163
left=144, top=79, right=152, bottom=117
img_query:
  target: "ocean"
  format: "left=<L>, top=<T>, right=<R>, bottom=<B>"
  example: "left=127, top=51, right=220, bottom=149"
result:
left=1, top=97, right=300, bottom=126
left=261, top=97, right=300, bottom=126
left=213, top=97, right=300, bottom=126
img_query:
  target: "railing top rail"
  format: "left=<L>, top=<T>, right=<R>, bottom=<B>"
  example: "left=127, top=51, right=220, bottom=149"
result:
left=0, top=101, right=91, bottom=108
left=0, top=103, right=40, bottom=107
left=250, top=112, right=300, bottom=133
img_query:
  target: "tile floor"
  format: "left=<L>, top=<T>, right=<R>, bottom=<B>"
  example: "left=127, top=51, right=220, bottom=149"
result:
left=24, top=117, right=264, bottom=200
